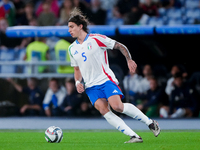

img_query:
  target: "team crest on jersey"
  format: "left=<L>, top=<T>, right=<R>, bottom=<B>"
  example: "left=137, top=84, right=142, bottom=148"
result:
left=87, top=42, right=92, bottom=50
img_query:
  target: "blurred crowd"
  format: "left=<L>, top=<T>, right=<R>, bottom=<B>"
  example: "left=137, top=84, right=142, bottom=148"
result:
left=2, top=63, right=200, bottom=119
left=123, top=64, right=200, bottom=118
left=5, top=77, right=98, bottom=117
left=0, top=0, right=200, bottom=27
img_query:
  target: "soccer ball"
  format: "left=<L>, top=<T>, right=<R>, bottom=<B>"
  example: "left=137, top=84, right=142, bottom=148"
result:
left=45, top=126, right=63, bottom=143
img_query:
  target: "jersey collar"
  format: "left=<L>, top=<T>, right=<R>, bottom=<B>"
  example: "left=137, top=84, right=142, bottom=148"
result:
left=76, top=34, right=90, bottom=44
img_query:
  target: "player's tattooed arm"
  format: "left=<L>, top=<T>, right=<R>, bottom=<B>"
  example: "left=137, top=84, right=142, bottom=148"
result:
left=114, top=42, right=132, bottom=61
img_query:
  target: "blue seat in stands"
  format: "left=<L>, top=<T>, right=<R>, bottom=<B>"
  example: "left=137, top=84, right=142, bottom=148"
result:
left=185, top=8, right=200, bottom=19
left=184, top=17, right=195, bottom=24
left=158, top=8, right=167, bottom=17
left=14, top=48, right=26, bottom=73
left=0, top=49, right=16, bottom=73
left=166, top=8, right=183, bottom=19
left=185, top=0, right=200, bottom=9
left=166, top=17, right=184, bottom=25
left=147, top=17, right=165, bottom=26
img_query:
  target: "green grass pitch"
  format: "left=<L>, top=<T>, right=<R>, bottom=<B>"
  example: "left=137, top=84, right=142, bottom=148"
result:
left=0, top=130, right=200, bottom=150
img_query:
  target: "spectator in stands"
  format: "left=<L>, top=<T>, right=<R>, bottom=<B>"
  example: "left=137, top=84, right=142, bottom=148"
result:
left=136, top=76, right=166, bottom=117
left=37, top=1, right=57, bottom=26
left=189, top=72, right=200, bottom=95
left=123, top=69, right=143, bottom=104
left=57, top=0, right=74, bottom=26
left=77, top=93, right=93, bottom=117
left=23, top=37, right=49, bottom=74
left=0, top=18, right=29, bottom=51
left=100, top=0, right=118, bottom=11
left=113, top=0, right=139, bottom=19
left=165, top=64, right=188, bottom=96
left=85, top=0, right=106, bottom=25
left=139, top=64, right=153, bottom=94
left=13, top=0, right=25, bottom=25
left=17, top=2, right=36, bottom=25
left=111, top=0, right=140, bottom=25
left=60, top=78, right=82, bottom=116
left=29, top=17, right=38, bottom=26
left=6, top=78, right=44, bottom=116
left=159, top=0, right=182, bottom=9
left=43, top=78, right=67, bottom=117
left=73, top=0, right=89, bottom=14
left=152, top=64, right=168, bottom=87
left=160, top=72, right=197, bottom=118
left=36, top=0, right=59, bottom=18
left=0, top=0, right=15, bottom=26
left=54, top=39, right=74, bottom=74
left=140, top=0, right=158, bottom=17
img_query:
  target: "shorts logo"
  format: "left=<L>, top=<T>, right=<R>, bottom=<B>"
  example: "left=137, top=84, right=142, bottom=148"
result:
left=112, top=90, right=118, bottom=93
left=87, top=42, right=92, bottom=50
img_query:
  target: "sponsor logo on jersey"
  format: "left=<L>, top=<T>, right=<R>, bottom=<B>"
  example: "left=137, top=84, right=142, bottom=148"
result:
left=87, top=42, right=92, bottom=50
left=74, top=50, right=78, bottom=55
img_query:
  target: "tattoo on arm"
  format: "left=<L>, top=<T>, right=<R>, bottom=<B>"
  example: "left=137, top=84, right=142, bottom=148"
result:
left=113, top=42, right=132, bottom=61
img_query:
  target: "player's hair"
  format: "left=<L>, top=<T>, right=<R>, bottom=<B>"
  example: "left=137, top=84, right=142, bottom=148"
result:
left=68, top=7, right=89, bottom=33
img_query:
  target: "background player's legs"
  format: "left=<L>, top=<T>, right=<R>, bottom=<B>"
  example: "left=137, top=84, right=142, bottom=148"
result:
left=108, top=95, right=152, bottom=126
left=94, top=98, right=140, bottom=138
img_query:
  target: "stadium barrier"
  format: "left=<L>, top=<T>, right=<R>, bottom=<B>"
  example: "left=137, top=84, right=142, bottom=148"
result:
left=6, top=25, right=200, bottom=37
left=156, top=25, right=200, bottom=34
left=0, top=60, right=73, bottom=78
left=0, top=48, right=73, bottom=78
left=118, top=25, right=154, bottom=35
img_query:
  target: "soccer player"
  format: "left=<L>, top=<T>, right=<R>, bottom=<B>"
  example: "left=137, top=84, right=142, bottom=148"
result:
left=68, top=8, right=160, bottom=143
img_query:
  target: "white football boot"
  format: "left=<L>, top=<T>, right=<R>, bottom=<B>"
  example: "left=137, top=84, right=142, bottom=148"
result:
left=149, top=120, right=160, bottom=137
left=124, top=136, right=143, bottom=143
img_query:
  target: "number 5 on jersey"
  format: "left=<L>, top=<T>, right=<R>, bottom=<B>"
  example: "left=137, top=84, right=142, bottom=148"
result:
left=82, top=52, right=87, bottom=62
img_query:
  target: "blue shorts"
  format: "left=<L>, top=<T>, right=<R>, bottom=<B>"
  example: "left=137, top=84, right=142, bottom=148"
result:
left=85, top=80, right=124, bottom=105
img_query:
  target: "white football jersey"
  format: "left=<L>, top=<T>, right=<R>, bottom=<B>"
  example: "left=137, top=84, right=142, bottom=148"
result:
left=68, top=34, right=118, bottom=88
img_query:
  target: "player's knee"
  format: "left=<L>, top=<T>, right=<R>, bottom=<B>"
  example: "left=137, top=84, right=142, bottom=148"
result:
left=94, top=103, right=109, bottom=115
left=111, top=104, right=123, bottom=113
left=99, top=107, right=109, bottom=116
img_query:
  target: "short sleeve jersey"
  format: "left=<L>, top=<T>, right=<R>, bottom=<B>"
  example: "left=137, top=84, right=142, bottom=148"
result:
left=68, top=34, right=118, bottom=88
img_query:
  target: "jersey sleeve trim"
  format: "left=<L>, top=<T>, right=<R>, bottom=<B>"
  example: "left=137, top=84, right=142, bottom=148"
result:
left=68, top=45, right=73, bottom=58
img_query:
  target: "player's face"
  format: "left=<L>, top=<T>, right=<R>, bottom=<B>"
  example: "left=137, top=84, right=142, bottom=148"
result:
left=68, top=22, right=82, bottom=38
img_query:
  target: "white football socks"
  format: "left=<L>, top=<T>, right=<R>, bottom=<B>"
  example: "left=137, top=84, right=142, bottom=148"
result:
left=122, top=103, right=153, bottom=126
left=103, top=111, right=140, bottom=138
